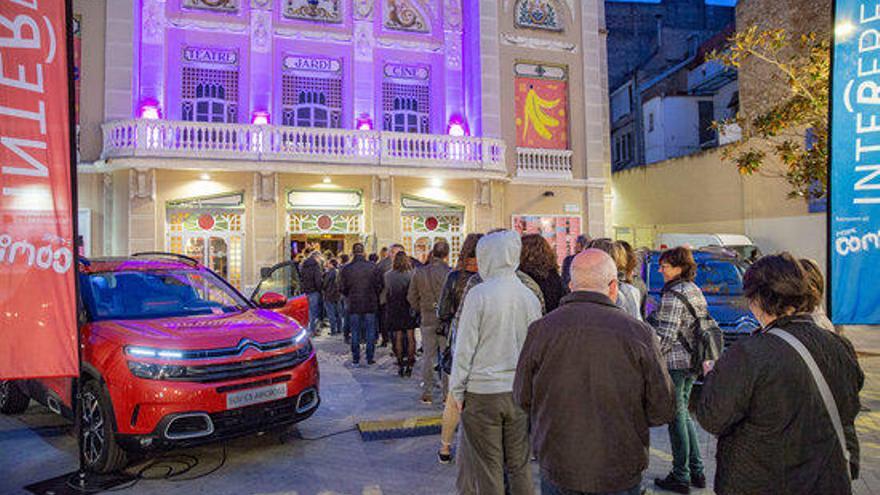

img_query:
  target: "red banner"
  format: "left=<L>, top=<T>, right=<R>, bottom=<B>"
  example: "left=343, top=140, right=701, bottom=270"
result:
left=0, top=1, right=78, bottom=378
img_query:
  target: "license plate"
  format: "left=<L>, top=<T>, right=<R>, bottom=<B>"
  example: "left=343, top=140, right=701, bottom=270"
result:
left=225, top=383, right=288, bottom=410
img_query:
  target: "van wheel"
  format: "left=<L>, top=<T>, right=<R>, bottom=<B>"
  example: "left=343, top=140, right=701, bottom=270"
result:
left=79, top=380, right=127, bottom=473
left=0, top=381, right=30, bottom=414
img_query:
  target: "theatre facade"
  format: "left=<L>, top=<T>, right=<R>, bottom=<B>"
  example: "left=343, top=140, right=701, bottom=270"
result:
left=75, top=0, right=611, bottom=290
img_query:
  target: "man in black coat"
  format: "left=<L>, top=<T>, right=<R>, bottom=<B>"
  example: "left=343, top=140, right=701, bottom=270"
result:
left=300, top=250, right=324, bottom=336
left=340, top=243, right=381, bottom=365
left=374, top=243, right=404, bottom=347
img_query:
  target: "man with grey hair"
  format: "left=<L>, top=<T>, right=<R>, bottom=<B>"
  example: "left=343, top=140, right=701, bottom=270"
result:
left=514, top=249, right=675, bottom=495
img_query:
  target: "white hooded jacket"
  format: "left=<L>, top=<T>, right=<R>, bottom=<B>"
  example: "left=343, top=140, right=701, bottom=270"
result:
left=450, top=231, right=542, bottom=402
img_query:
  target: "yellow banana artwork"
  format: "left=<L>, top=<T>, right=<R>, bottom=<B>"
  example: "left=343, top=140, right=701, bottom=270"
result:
left=522, top=84, right=561, bottom=141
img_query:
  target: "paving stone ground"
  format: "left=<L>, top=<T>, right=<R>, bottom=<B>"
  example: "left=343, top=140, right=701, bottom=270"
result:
left=0, top=333, right=878, bottom=495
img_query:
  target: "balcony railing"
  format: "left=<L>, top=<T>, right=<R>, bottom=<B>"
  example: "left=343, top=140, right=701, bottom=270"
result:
left=102, top=119, right=506, bottom=172
left=516, top=147, right=573, bottom=179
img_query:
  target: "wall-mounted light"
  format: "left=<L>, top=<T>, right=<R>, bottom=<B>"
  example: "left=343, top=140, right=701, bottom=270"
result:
left=356, top=112, right=373, bottom=131
left=430, top=177, right=443, bottom=187
left=199, top=173, right=211, bottom=181
left=139, top=103, right=161, bottom=120
left=447, top=116, right=469, bottom=137
left=322, top=176, right=332, bottom=184
left=252, top=111, right=270, bottom=125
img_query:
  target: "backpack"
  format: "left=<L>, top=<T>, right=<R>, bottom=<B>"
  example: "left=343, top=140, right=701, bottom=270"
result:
left=667, top=290, right=724, bottom=374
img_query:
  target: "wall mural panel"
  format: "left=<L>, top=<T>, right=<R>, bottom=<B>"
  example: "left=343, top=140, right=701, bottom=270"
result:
left=512, top=215, right=581, bottom=263
left=284, top=0, right=343, bottom=23
left=384, top=0, right=430, bottom=33
left=514, top=0, right=562, bottom=31
left=515, top=62, right=569, bottom=149
left=182, top=0, right=240, bottom=13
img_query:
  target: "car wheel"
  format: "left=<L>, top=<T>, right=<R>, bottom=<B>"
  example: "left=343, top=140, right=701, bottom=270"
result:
left=0, top=381, right=30, bottom=414
left=79, top=380, right=127, bottom=473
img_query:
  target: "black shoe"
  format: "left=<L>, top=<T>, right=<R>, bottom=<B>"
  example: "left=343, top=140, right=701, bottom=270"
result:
left=655, top=474, right=690, bottom=494
left=437, top=450, right=453, bottom=464
left=367, top=359, right=376, bottom=365
left=398, top=366, right=405, bottom=377
left=405, top=366, right=413, bottom=377
left=691, top=473, right=706, bottom=489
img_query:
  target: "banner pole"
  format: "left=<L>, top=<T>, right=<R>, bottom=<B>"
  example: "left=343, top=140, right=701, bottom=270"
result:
left=63, top=0, right=87, bottom=485
left=827, top=0, right=837, bottom=321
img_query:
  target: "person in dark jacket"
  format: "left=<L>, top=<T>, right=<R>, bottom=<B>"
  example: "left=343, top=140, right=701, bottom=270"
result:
left=408, top=240, right=451, bottom=403
left=339, top=243, right=380, bottom=365
left=374, top=244, right=404, bottom=348
left=300, top=250, right=324, bottom=336
left=519, top=233, right=566, bottom=313
left=647, top=246, right=708, bottom=493
left=560, top=234, right=590, bottom=289
left=696, top=253, right=863, bottom=495
left=322, top=258, right=342, bottom=335
left=515, top=249, right=674, bottom=495
left=384, top=251, right=419, bottom=376
left=338, top=254, right=351, bottom=342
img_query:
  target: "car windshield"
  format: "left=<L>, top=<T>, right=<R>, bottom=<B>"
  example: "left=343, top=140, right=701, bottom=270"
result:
left=80, top=268, right=250, bottom=321
left=647, top=259, right=747, bottom=295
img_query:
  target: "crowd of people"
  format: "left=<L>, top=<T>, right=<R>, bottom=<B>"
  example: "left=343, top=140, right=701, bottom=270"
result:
left=293, top=231, right=864, bottom=495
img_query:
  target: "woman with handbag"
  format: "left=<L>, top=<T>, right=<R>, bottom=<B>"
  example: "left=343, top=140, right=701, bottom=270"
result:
left=695, top=253, right=863, bottom=495
left=384, top=251, right=419, bottom=377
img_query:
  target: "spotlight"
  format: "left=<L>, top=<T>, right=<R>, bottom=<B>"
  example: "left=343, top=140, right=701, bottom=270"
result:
left=199, top=173, right=211, bottom=181
left=323, top=177, right=332, bottom=184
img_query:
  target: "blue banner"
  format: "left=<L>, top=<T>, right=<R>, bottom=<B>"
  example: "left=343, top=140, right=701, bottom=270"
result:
left=831, top=0, right=880, bottom=324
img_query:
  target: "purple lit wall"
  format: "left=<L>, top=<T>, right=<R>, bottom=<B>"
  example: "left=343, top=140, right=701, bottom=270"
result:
left=132, top=0, right=475, bottom=135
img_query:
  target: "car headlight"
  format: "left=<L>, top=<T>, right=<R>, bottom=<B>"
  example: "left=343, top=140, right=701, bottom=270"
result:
left=127, top=361, right=187, bottom=380
left=125, top=346, right=186, bottom=359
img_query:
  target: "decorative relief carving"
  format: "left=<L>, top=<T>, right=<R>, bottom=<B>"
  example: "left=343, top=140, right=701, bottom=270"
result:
left=475, top=180, right=492, bottom=207
left=130, top=169, right=155, bottom=201
left=250, top=0, right=271, bottom=8
left=283, top=0, right=342, bottom=23
left=254, top=172, right=276, bottom=203
left=274, top=26, right=352, bottom=42
left=384, top=0, right=429, bottom=33
left=167, top=16, right=249, bottom=32
left=514, top=0, right=563, bottom=31
left=374, top=37, right=442, bottom=53
left=182, top=0, right=239, bottom=12
left=142, top=0, right=166, bottom=45
left=501, top=33, right=577, bottom=52
left=251, top=10, right=271, bottom=52
left=443, top=0, right=462, bottom=31
left=445, top=31, right=461, bottom=70
left=354, top=22, right=374, bottom=61
left=354, top=0, right=374, bottom=19
left=373, top=176, right=392, bottom=205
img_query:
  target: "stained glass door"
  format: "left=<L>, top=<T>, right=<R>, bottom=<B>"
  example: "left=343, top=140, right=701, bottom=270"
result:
left=167, top=210, right=243, bottom=288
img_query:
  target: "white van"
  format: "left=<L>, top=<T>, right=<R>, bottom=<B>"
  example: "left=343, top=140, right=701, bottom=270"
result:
left=654, top=233, right=762, bottom=261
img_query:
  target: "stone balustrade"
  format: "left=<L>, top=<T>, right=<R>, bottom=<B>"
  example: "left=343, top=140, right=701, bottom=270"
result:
left=515, top=147, right=574, bottom=179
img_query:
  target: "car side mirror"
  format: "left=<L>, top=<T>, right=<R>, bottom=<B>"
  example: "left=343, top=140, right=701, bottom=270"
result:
left=258, top=292, right=286, bottom=309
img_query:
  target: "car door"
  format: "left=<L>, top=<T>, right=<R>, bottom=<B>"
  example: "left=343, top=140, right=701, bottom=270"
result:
left=250, top=261, right=309, bottom=327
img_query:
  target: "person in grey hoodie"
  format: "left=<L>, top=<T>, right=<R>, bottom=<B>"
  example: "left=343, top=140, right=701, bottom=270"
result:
left=449, top=230, right=542, bottom=495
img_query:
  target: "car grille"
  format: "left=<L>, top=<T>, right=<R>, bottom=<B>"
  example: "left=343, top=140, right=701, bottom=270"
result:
left=722, top=331, right=750, bottom=349
left=209, top=393, right=317, bottom=438
left=166, top=343, right=312, bottom=383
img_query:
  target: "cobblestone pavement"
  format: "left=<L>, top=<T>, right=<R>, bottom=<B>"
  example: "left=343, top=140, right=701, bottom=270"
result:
left=0, top=334, right=878, bottom=495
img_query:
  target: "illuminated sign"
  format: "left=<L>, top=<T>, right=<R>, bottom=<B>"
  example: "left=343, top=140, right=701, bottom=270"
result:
left=183, top=46, right=239, bottom=66
left=383, top=63, right=430, bottom=81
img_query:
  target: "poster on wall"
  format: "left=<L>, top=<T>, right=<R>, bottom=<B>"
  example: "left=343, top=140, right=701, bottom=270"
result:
left=514, top=62, right=569, bottom=149
left=512, top=215, right=581, bottom=263
left=0, top=1, right=79, bottom=378
left=829, top=1, right=880, bottom=324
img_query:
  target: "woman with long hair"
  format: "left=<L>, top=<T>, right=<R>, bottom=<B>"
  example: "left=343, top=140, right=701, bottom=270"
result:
left=384, top=250, right=419, bottom=376
left=519, top=234, right=566, bottom=313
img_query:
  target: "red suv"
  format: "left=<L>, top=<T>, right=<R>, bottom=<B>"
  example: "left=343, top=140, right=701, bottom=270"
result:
left=0, top=253, right=319, bottom=472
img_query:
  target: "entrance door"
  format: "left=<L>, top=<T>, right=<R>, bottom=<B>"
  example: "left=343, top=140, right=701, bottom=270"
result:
left=168, top=210, right=244, bottom=288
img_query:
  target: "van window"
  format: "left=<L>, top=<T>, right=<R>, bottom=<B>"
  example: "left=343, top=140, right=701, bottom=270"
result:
left=646, top=259, right=745, bottom=295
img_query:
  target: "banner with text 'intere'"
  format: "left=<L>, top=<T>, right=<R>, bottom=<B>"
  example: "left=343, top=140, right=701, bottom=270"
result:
left=0, top=1, right=78, bottom=377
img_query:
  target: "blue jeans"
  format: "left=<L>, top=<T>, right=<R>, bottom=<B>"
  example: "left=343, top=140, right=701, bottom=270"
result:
left=668, top=369, right=704, bottom=482
left=324, top=300, right=341, bottom=334
left=341, top=298, right=350, bottom=338
left=541, top=477, right=641, bottom=495
left=348, top=312, right=376, bottom=363
left=306, top=292, right=322, bottom=335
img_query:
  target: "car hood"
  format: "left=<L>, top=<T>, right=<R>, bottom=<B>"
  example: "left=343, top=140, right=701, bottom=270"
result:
left=92, top=309, right=302, bottom=350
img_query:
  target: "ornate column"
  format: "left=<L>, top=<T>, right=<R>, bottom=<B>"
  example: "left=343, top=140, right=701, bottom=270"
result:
left=372, top=175, right=396, bottom=249
left=444, top=0, right=464, bottom=126
left=128, top=168, right=158, bottom=254
left=472, top=179, right=497, bottom=233
left=252, top=171, right=278, bottom=287
left=139, top=0, right=167, bottom=116
left=250, top=0, right=273, bottom=119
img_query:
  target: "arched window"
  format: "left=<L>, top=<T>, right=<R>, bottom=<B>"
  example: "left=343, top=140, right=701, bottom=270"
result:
left=281, top=75, right=342, bottom=128
left=180, top=67, right=239, bottom=123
